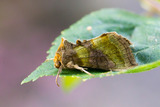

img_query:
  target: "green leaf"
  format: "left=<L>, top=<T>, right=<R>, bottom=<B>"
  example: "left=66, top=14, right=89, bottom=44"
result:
left=61, top=76, right=82, bottom=92
left=21, top=8, right=160, bottom=90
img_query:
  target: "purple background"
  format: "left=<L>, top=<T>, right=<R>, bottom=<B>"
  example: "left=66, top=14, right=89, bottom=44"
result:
left=1, top=0, right=160, bottom=107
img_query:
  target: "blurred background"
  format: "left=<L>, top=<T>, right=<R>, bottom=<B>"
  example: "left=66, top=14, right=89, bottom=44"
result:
left=1, top=0, right=160, bottom=107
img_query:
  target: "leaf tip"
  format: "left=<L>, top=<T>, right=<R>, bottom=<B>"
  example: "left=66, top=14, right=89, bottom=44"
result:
left=21, top=77, right=32, bottom=85
left=21, top=80, right=25, bottom=85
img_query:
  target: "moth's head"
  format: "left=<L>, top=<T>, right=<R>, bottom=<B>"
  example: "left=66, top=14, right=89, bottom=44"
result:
left=54, top=38, right=65, bottom=68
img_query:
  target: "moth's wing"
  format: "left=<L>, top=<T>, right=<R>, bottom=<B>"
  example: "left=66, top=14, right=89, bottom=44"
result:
left=90, top=32, right=137, bottom=70
left=108, top=33, right=138, bottom=69
left=72, top=32, right=137, bottom=71
left=73, top=38, right=116, bottom=70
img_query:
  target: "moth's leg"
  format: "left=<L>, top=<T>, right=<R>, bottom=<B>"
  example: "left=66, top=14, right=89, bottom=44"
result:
left=67, top=61, right=94, bottom=76
left=55, top=65, right=62, bottom=87
left=74, top=65, right=94, bottom=76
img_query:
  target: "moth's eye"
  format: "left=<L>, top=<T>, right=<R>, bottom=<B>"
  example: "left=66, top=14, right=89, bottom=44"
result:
left=55, top=61, right=61, bottom=68
left=58, top=61, right=61, bottom=66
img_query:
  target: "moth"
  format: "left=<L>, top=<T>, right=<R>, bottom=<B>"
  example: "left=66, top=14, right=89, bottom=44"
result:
left=48, top=32, right=138, bottom=86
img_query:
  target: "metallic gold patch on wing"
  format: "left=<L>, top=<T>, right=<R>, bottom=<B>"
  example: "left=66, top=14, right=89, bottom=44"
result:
left=74, top=46, right=90, bottom=67
left=108, top=34, right=134, bottom=67
left=90, top=33, right=125, bottom=68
